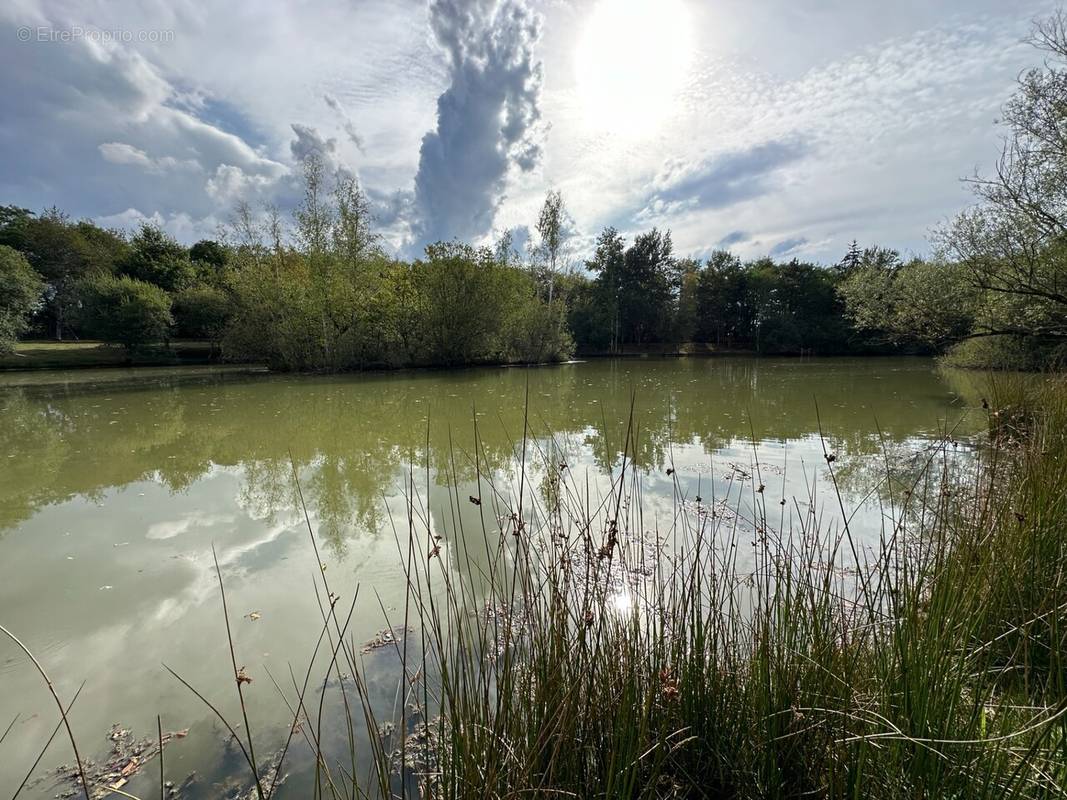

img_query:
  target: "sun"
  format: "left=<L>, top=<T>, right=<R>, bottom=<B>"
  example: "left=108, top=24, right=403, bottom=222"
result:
left=575, top=0, right=695, bottom=136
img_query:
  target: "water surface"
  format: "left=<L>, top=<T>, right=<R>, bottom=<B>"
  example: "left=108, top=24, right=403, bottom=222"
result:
left=0, top=358, right=987, bottom=796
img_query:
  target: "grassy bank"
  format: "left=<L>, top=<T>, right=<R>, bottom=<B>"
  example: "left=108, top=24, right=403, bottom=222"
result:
left=8, top=379, right=1067, bottom=799
left=0, top=340, right=219, bottom=371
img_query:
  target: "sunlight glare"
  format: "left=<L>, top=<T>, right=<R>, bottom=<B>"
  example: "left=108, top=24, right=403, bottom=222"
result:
left=609, top=589, right=635, bottom=615
left=575, top=0, right=695, bottom=136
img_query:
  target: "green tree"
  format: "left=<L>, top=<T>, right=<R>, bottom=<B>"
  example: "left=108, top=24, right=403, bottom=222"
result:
left=583, top=228, right=678, bottom=348
left=189, top=239, right=228, bottom=270
left=494, top=228, right=521, bottom=268
left=81, top=275, right=173, bottom=350
left=0, top=209, right=125, bottom=339
left=618, top=229, right=676, bottom=344
left=411, top=242, right=513, bottom=365
left=74, top=221, right=130, bottom=275
left=674, top=258, right=701, bottom=342
left=502, top=285, right=574, bottom=364
left=224, top=157, right=397, bottom=371
left=931, top=12, right=1067, bottom=364
left=173, top=285, right=233, bottom=345
left=534, top=190, right=570, bottom=304
left=750, top=259, right=851, bottom=354
left=695, top=251, right=748, bottom=346
left=0, top=246, right=44, bottom=354
left=0, top=206, right=35, bottom=246
left=585, top=228, right=626, bottom=351
left=839, top=256, right=976, bottom=349
left=837, top=240, right=862, bottom=276
left=120, top=224, right=195, bottom=291
left=562, top=272, right=613, bottom=351
left=331, top=172, right=381, bottom=263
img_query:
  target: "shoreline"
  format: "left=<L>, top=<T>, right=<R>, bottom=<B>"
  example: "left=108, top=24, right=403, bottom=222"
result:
left=1, top=339, right=927, bottom=375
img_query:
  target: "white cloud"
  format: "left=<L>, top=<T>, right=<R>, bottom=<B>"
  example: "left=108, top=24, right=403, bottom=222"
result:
left=0, top=0, right=1055, bottom=258
left=204, top=164, right=276, bottom=205
left=98, top=141, right=200, bottom=173
left=95, top=207, right=220, bottom=242
left=98, top=141, right=154, bottom=168
left=409, top=0, right=545, bottom=254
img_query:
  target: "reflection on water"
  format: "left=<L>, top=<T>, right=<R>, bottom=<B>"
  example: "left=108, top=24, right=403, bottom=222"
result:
left=0, top=358, right=987, bottom=796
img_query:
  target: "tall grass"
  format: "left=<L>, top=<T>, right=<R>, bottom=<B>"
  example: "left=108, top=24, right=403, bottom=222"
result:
left=7, top=378, right=1067, bottom=799
left=380, top=380, right=1067, bottom=799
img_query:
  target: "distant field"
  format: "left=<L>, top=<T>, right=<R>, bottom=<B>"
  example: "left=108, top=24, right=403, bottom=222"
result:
left=0, top=340, right=220, bottom=370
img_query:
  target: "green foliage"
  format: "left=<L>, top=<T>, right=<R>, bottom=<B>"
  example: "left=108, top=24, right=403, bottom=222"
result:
left=563, top=272, right=614, bottom=350
left=410, top=242, right=521, bottom=365
left=222, top=156, right=571, bottom=371
left=942, top=335, right=1067, bottom=371
left=119, top=224, right=195, bottom=292
left=619, top=228, right=676, bottom=344
left=224, top=246, right=332, bottom=371
left=673, top=257, right=701, bottom=342
left=749, top=258, right=852, bottom=353
left=81, top=274, right=173, bottom=350
left=839, top=255, right=977, bottom=349
left=502, top=293, right=574, bottom=364
left=72, top=220, right=131, bottom=274
left=0, top=205, right=33, bottom=232
left=911, top=13, right=1067, bottom=367
left=533, top=189, right=572, bottom=304
left=570, top=237, right=865, bottom=356
left=0, top=206, right=36, bottom=251
left=189, top=239, right=228, bottom=269
left=694, top=250, right=750, bottom=346
left=224, top=157, right=400, bottom=371
left=0, top=245, right=44, bottom=355
left=583, top=227, right=678, bottom=348
left=395, top=382, right=1067, bottom=799
left=173, top=285, right=233, bottom=342
left=0, top=208, right=128, bottom=339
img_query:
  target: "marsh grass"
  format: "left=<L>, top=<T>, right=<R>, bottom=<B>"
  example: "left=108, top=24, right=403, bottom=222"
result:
left=6, top=378, right=1067, bottom=799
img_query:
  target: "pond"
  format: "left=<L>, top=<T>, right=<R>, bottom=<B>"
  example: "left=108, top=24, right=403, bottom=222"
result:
left=0, top=357, right=989, bottom=797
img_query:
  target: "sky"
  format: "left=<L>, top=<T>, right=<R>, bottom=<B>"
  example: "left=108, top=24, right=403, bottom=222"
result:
left=0, top=0, right=1057, bottom=263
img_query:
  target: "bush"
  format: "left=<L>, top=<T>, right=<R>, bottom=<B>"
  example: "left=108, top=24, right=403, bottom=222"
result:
left=81, top=275, right=173, bottom=350
left=410, top=243, right=515, bottom=366
left=173, top=285, right=233, bottom=342
left=504, top=296, right=574, bottom=363
left=942, top=336, right=1067, bottom=371
left=0, top=245, right=44, bottom=354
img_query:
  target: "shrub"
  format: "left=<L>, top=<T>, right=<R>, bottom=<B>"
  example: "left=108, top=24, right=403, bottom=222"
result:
left=81, top=275, right=173, bottom=350
left=942, top=335, right=1067, bottom=371
left=173, top=285, right=233, bottom=342
left=410, top=243, right=514, bottom=366
left=504, top=296, right=574, bottom=363
left=0, top=245, right=44, bottom=354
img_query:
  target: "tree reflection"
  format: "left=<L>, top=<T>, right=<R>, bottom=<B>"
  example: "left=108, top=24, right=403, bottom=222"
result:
left=0, top=359, right=987, bottom=551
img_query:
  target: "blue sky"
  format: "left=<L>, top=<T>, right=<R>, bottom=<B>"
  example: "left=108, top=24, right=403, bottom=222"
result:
left=0, top=0, right=1056, bottom=263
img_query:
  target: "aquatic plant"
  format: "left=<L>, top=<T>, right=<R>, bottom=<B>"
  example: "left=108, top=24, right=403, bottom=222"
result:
left=7, top=378, right=1067, bottom=799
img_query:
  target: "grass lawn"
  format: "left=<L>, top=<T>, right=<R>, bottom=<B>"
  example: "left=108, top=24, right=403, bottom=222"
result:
left=0, top=340, right=220, bottom=370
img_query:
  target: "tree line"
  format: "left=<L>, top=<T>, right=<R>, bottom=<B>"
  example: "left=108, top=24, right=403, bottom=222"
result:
left=0, top=161, right=574, bottom=370
left=4, top=10, right=1067, bottom=370
left=0, top=184, right=909, bottom=370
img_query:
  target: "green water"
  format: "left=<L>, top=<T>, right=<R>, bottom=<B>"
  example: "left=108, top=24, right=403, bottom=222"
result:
left=0, top=358, right=988, bottom=796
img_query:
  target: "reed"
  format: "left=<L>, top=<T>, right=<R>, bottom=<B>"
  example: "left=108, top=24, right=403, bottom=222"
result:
left=6, top=377, right=1066, bottom=799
